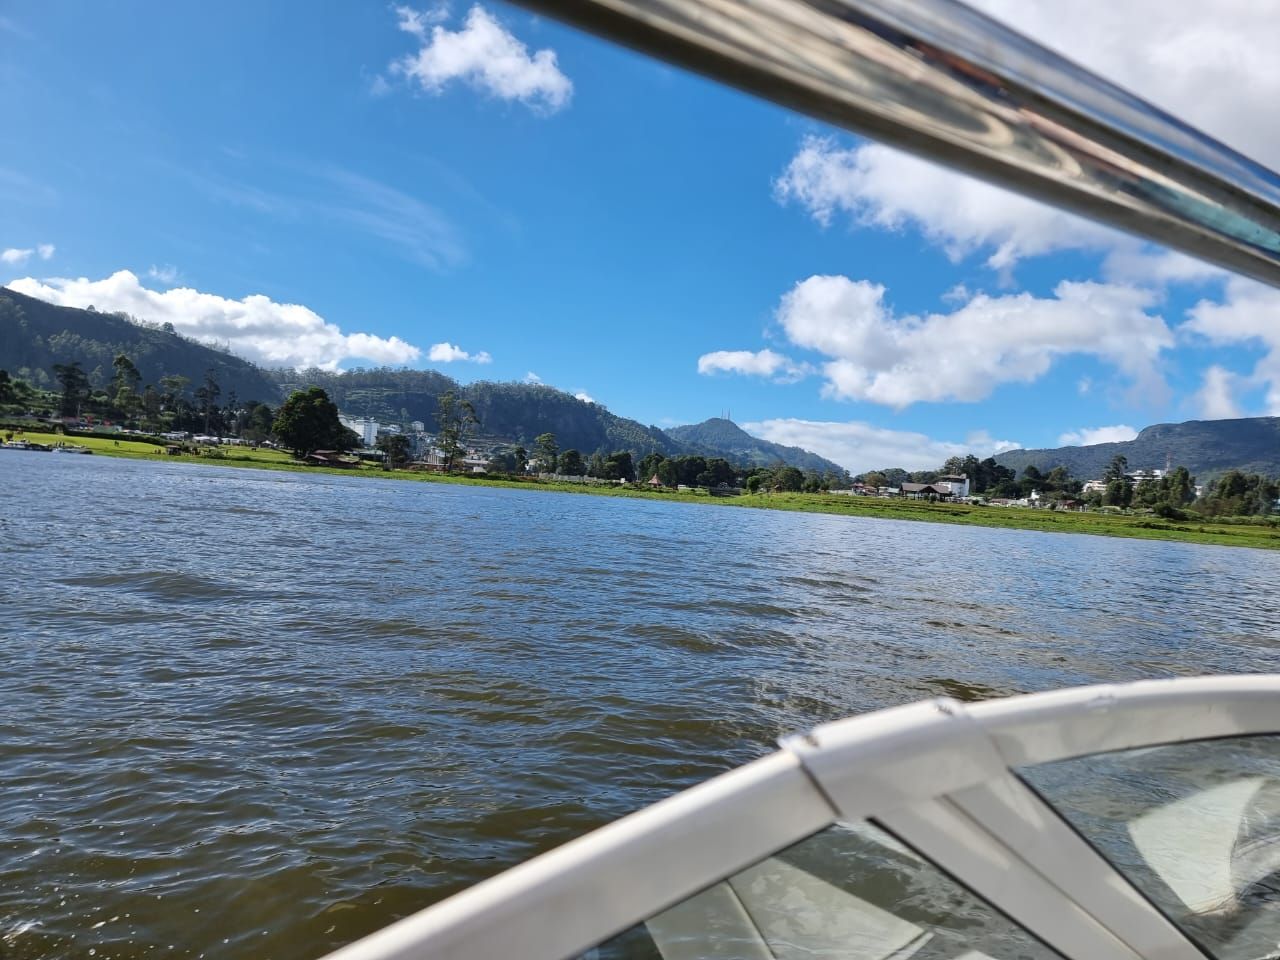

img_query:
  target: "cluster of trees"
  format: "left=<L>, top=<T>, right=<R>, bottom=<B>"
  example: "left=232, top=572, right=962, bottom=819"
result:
left=1094, top=457, right=1195, bottom=513
left=1191, top=469, right=1278, bottom=518
left=863, top=448, right=1279, bottom=519
left=479, top=433, right=845, bottom=492
left=271, top=387, right=360, bottom=457
left=1, top=361, right=278, bottom=442
left=857, top=456, right=1030, bottom=497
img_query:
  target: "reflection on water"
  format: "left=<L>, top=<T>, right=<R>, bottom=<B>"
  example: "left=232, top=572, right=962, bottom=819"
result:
left=1, top=454, right=1278, bottom=959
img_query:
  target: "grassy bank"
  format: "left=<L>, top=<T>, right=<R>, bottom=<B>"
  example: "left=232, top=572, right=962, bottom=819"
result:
left=10, top=429, right=1280, bottom=552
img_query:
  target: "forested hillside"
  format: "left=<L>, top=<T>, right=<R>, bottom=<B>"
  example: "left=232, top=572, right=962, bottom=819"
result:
left=0, top=287, right=279, bottom=402
left=271, top=369, right=680, bottom=457
left=996, top=417, right=1280, bottom=481
left=2, top=288, right=846, bottom=471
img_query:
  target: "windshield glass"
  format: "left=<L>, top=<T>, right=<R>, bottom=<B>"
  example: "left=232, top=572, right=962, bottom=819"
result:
left=586, top=821, right=1061, bottom=960
left=1021, top=735, right=1280, bottom=960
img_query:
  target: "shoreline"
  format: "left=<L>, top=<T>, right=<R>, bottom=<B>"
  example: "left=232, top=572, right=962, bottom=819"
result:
left=11, top=430, right=1280, bottom=552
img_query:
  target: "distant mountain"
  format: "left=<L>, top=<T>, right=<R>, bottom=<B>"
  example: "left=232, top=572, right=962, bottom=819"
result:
left=0, top=286, right=279, bottom=401
left=667, top=417, right=848, bottom=476
left=996, top=417, right=1280, bottom=480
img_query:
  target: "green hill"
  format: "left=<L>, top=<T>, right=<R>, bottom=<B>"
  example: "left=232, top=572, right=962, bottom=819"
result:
left=0, top=286, right=279, bottom=401
left=667, top=417, right=848, bottom=476
left=273, top=368, right=679, bottom=457
left=1, top=286, right=844, bottom=472
left=996, top=417, right=1280, bottom=481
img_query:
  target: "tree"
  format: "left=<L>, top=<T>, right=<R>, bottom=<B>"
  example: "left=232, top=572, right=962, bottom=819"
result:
left=435, top=391, right=478, bottom=472
left=1104, top=455, right=1129, bottom=483
left=241, top=402, right=275, bottom=443
left=273, top=387, right=349, bottom=458
left=0, top=369, right=13, bottom=405
left=656, top=459, right=679, bottom=487
left=196, top=368, right=221, bottom=435
left=159, top=374, right=190, bottom=410
left=110, top=354, right=142, bottom=420
left=773, top=466, right=805, bottom=492
left=52, top=361, right=91, bottom=418
left=514, top=446, right=528, bottom=474
left=534, top=432, right=559, bottom=474
left=602, top=450, right=634, bottom=482
left=1105, top=477, right=1132, bottom=508
left=377, top=433, right=411, bottom=469
left=557, top=449, right=585, bottom=476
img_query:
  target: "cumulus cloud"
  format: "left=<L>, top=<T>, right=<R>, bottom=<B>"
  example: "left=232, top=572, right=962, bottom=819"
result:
left=696, top=348, right=810, bottom=382
left=775, top=138, right=1114, bottom=273
left=523, top=371, right=543, bottom=384
left=1192, top=365, right=1244, bottom=420
left=2, top=243, right=53, bottom=266
left=390, top=5, right=572, bottom=113
left=743, top=418, right=1021, bottom=474
left=8, top=270, right=422, bottom=371
left=574, top=391, right=594, bottom=404
left=428, top=341, right=492, bottom=364
left=761, top=275, right=1172, bottom=408
left=148, top=264, right=180, bottom=285
left=1057, top=425, right=1139, bottom=446
left=1184, top=277, right=1280, bottom=413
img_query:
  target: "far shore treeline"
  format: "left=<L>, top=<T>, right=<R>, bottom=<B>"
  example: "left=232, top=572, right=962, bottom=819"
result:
left=3, top=284, right=1280, bottom=532
left=3, top=355, right=1279, bottom=525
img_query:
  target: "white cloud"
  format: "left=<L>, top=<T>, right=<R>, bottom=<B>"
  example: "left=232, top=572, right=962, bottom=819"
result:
left=9, top=270, right=421, bottom=371
left=148, top=264, right=180, bottom=285
left=743, top=418, right=1021, bottom=475
left=391, top=5, right=572, bottom=113
left=696, top=348, right=810, bottom=382
left=574, top=391, right=594, bottom=404
left=428, top=341, right=492, bottom=364
left=1184, top=277, right=1280, bottom=413
left=775, top=138, right=1114, bottom=273
left=523, top=371, right=543, bottom=384
left=2, top=243, right=55, bottom=266
left=767, top=275, right=1171, bottom=408
left=1057, top=425, right=1139, bottom=446
left=1192, top=365, right=1243, bottom=420
left=776, top=2, right=1280, bottom=279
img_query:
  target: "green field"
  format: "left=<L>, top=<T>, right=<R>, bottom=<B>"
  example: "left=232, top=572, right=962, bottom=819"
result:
left=9, top=429, right=1280, bottom=552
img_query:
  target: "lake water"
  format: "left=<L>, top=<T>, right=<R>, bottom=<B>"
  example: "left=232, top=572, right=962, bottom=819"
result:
left=2, top=453, right=1278, bottom=960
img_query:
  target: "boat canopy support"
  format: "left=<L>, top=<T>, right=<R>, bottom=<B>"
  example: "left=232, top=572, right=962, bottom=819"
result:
left=512, top=0, right=1280, bottom=291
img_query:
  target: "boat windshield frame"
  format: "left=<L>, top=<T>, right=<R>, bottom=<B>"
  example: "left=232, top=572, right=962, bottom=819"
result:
left=320, top=674, right=1280, bottom=960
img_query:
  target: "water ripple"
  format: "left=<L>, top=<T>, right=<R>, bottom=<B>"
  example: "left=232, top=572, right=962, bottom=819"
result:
left=1, top=454, right=1279, bottom=959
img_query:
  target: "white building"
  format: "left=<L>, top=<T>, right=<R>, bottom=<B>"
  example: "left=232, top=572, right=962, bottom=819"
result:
left=935, top=474, right=970, bottom=498
left=339, top=415, right=379, bottom=447
left=410, top=420, right=425, bottom=433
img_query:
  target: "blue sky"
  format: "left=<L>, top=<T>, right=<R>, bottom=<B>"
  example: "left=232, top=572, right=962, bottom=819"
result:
left=4, top=1, right=1279, bottom=472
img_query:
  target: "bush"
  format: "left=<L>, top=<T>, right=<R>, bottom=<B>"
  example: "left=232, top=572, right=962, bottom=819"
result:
left=1152, top=502, right=1187, bottom=521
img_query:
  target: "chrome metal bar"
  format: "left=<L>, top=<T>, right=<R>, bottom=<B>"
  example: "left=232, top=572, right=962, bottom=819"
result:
left=517, top=0, right=1280, bottom=288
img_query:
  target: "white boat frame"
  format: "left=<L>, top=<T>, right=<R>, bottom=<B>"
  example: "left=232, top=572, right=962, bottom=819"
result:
left=321, top=675, right=1280, bottom=960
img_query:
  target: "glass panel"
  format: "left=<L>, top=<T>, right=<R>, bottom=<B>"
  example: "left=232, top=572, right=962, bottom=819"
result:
left=1021, top=734, right=1280, bottom=960
left=582, top=820, right=1061, bottom=959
